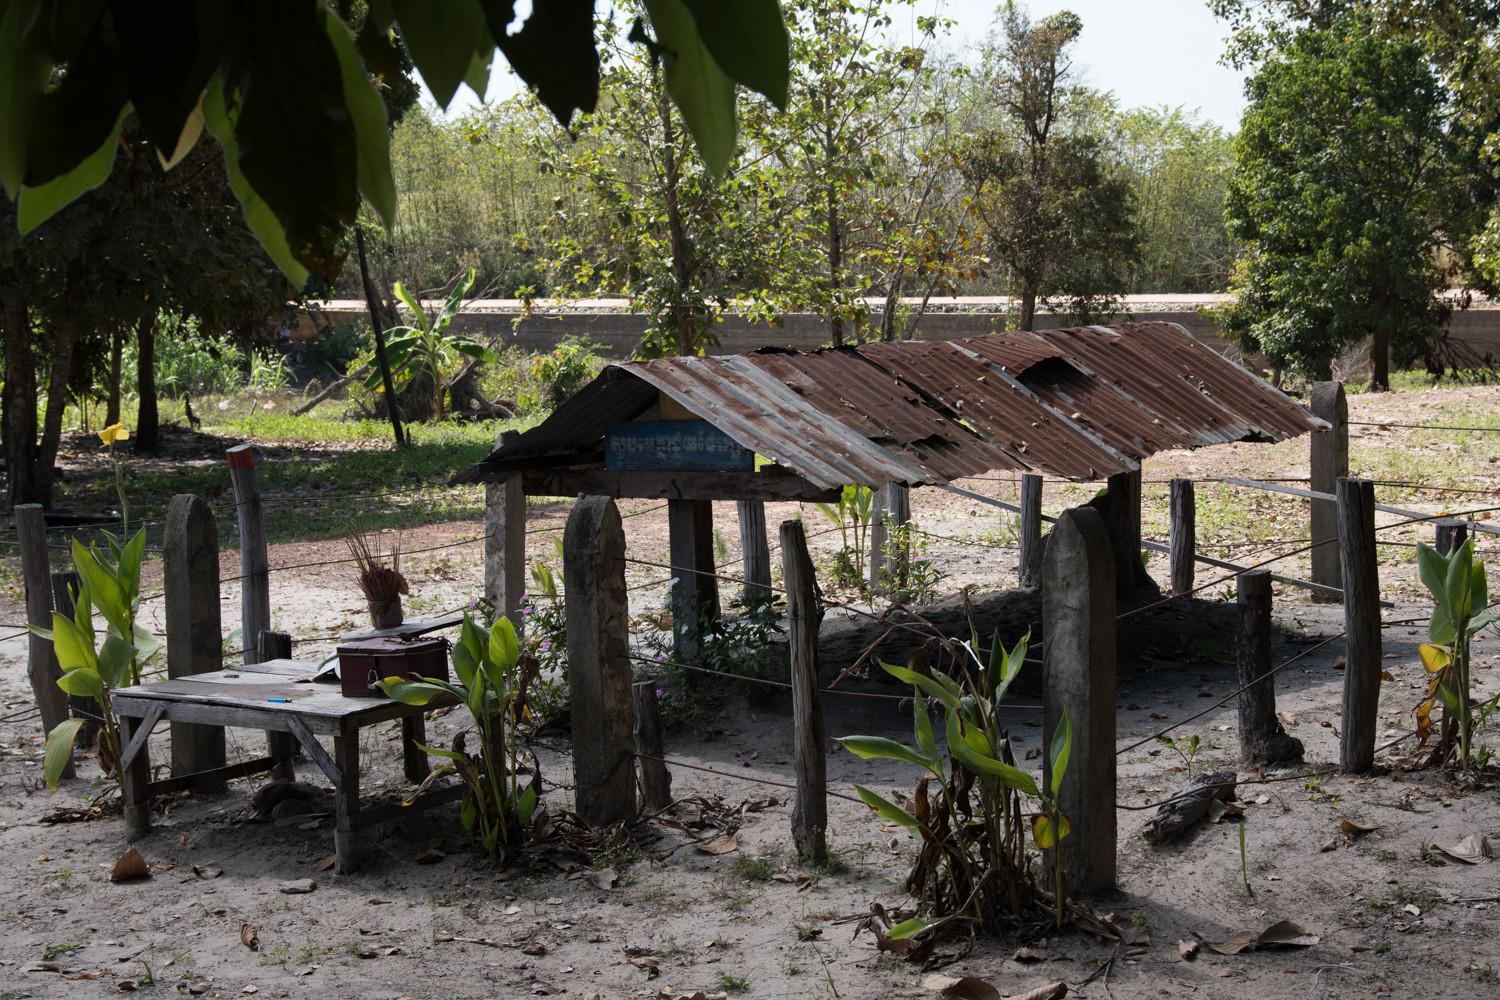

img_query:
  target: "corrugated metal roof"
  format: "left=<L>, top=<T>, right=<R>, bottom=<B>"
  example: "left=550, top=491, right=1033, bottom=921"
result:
left=454, top=322, right=1325, bottom=489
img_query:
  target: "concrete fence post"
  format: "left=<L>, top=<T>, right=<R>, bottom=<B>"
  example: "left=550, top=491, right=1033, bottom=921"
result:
left=164, top=494, right=227, bottom=784
left=564, top=495, right=635, bottom=826
left=1041, top=506, right=1116, bottom=897
left=1310, top=382, right=1348, bottom=596
left=1337, top=477, right=1381, bottom=773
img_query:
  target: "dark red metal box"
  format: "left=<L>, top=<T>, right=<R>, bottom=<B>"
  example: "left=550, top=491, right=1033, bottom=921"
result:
left=336, top=637, right=449, bottom=699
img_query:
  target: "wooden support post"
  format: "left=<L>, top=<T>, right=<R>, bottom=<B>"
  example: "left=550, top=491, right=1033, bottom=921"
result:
left=1435, top=518, right=1468, bottom=556
left=119, top=712, right=151, bottom=841
left=256, top=631, right=299, bottom=780
left=484, top=435, right=526, bottom=634
left=164, top=494, right=227, bottom=785
left=667, top=498, right=718, bottom=659
left=1236, top=569, right=1303, bottom=765
left=1169, top=478, right=1196, bottom=597
left=16, top=504, right=71, bottom=776
left=564, top=496, right=635, bottom=827
left=1018, top=474, right=1043, bottom=587
left=53, top=571, right=97, bottom=748
left=869, top=483, right=911, bottom=594
left=226, top=445, right=269, bottom=665
left=1310, top=381, right=1348, bottom=596
left=1337, top=477, right=1381, bottom=773
left=781, top=519, right=827, bottom=862
left=333, top=718, right=361, bottom=872
left=633, top=680, right=672, bottom=811
left=1086, top=469, right=1155, bottom=597
left=736, top=501, right=772, bottom=600
left=1041, top=507, right=1115, bottom=897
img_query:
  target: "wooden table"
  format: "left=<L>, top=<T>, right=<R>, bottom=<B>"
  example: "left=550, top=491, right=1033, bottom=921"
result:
left=111, top=658, right=459, bottom=873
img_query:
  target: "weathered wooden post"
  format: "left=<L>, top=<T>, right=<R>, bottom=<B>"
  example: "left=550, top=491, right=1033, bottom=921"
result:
left=736, top=501, right=772, bottom=599
left=1087, top=469, right=1153, bottom=597
left=53, top=571, right=96, bottom=748
left=633, top=680, right=672, bottom=811
left=256, top=631, right=299, bottom=780
left=1169, top=478, right=1196, bottom=596
left=564, top=496, right=635, bottom=826
left=225, top=445, right=269, bottom=664
left=1018, top=473, right=1043, bottom=587
left=1236, top=569, right=1303, bottom=765
left=1310, top=382, right=1348, bottom=595
left=16, top=505, right=71, bottom=777
left=667, top=498, right=719, bottom=659
left=781, top=519, right=827, bottom=862
left=163, top=494, right=227, bottom=783
left=484, top=430, right=526, bottom=633
left=868, top=483, right=911, bottom=594
left=1337, top=477, right=1381, bottom=773
left=1435, top=518, right=1468, bottom=556
left=1042, top=507, right=1115, bottom=896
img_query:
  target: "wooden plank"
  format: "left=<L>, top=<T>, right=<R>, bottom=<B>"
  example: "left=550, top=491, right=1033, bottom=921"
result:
left=668, top=498, right=718, bottom=659
left=16, top=504, right=70, bottom=771
left=1310, top=382, right=1348, bottom=592
left=781, top=519, right=826, bottom=863
left=147, top=756, right=280, bottom=796
left=1018, top=474, right=1043, bottom=586
left=285, top=715, right=342, bottom=785
left=347, top=782, right=465, bottom=830
left=633, top=681, right=672, bottom=811
left=868, top=483, right=910, bottom=594
left=164, top=494, right=227, bottom=782
left=256, top=633, right=298, bottom=779
left=485, top=453, right=527, bottom=634
left=736, top=501, right=772, bottom=599
left=333, top=720, right=361, bottom=872
left=117, top=702, right=165, bottom=774
left=1223, top=476, right=1500, bottom=534
left=521, top=468, right=841, bottom=502
left=120, top=712, right=152, bottom=841
left=1338, top=477, right=1382, bottom=774
left=1236, top=569, right=1302, bottom=765
left=605, top=420, right=754, bottom=471
left=226, top=445, right=270, bottom=665
left=339, top=615, right=464, bottom=642
left=1169, top=478, right=1196, bottom=596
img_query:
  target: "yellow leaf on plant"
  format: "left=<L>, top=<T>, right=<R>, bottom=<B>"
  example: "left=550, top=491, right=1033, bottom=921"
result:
left=1031, top=813, right=1070, bottom=848
left=99, top=423, right=130, bottom=446
left=1419, top=643, right=1451, bottom=674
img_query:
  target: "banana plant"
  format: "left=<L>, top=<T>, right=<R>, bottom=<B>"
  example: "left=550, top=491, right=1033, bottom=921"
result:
left=1414, top=539, right=1497, bottom=770
left=376, top=614, right=540, bottom=861
left=814, top=484, right=875, bottom=585
left=838, top=630, right=1073, bottom=937
left=361, top=268, right=499, bottom=421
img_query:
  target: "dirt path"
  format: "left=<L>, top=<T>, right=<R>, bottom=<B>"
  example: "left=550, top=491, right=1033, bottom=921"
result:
left=0, top=384, right=1497, bottom=999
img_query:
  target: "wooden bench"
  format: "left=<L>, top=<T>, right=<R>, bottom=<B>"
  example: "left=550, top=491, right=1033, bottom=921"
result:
left=111, top=658, right=459, bottom=873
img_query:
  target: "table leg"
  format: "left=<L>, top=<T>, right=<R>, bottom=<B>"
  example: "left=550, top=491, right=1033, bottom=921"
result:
left=119, top=715, right=152, bottom=841
left=402, top=713, right=430, bottom=783
left=268, top=731, right=298, bottom=781
left=333, top=719, right=361, bottom=873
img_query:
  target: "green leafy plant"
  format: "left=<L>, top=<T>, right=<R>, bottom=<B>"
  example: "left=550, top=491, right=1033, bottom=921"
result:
left=815, top=485, right=874, bottom=588
left=376, top=614, right=541, bottom=862
left=639, top=592, right=786, bottom=729
left=877, top=520, right=947, bottom=605
left=520, top=340, right=603, bottom=414
left=31, top=424, right=159, bottom=789
left=1159, top=733, right=1202, bottom=776
left=363, top=268, right=499, bottom=421
left=837, top=624, right=1073, bottom=936
left=1414, top=538, right=1497, bottom=770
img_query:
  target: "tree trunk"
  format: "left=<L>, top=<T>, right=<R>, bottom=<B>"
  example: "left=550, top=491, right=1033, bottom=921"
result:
left=657, top=77, right=694, bottom=358
left=1369, top=325, right=1389, bottom=391
left=825, top=117, right=844, bottom=347
left=135, top=313, right=160, bottom=453
left=2, top=285, right=42, bottom=508
left=36, top=313, right=80, bottom=508
left=106, top=324, right=124, bottom=426
left=1019, top=282, right=1038, bottom=332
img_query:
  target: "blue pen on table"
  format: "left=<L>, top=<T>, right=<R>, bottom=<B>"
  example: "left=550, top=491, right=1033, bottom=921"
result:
left=267, top=697, right=290, bottom=703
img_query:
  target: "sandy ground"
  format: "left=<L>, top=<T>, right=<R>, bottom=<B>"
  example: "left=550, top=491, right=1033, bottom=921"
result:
left=0, top=385, right=1498, bottom=999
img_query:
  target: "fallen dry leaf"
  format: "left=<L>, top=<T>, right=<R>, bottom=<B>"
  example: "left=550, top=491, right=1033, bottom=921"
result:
left=111, top=846, right=150, bottom=882
left=1340, top=819, right=1382, bottom=836
left=1333, top=655, right=1346, bottom=671
left=1320, top=837, right=1341, bottom=853
left=292, top=965, right=317, bottom=977
left=1100, top=912, right=1150, bottom=946
left=1178, top=939, right=1199, bottom=960
left=589, top=868, right=619, bottom=890
left=242, top=987, right=258, bottom=995
left=1432, top=834, right=1492, bottom=865
left=1197, top=920, right=1319, bottom=955
left=697, top=832, right=739, bottom=855
left=414, top=848, right=445, bottom=864
left=310, top=854, right=337, bottom=873
left=191, top=864, right=222, bottom=880
left=1013, top=945, right=1049, bottom=961
left=239, top=921, right=260, bottom=952
left=1278, top=711, right=1297, bottom=727
left=1009, top=982, right=1067, bottom=1000
left=921, top=973, right=1002, bottom=1000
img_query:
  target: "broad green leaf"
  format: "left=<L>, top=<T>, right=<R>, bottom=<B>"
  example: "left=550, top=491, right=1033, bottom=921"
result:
left=1049, top=705, right=1072, bottom=799
left=321, top=2, right=397, bottom=229
left=157, top=95, right=205, bottom=171
left=1032, top=812, right=1071, bottom=849
left=886, top=916, right=934, bottom=940
left=680, top=0, right=789, bottom=107
left=1445, top=541, right=1473, bottom=621
left=17, top=108, right=127, bottom=233
left=489, top=616, right=519, bottom=671
left=642, top=0, right=738, bottom=177
left=1416, top=541, right=1448, bottom=606
left=452, top=341, right=501, bottom=364
left=881, top=661, right=960, bottom=709
left=376, top=678, right=451, bottom=705
left=96, top=634, right=137, bottom=690
left=912, top=694, right=937, bottom=759
left=1469, top=611, right=1498, bottom=635
left=201, top=72, right=310, bottom=287
left=57, top=666, right=106, bottom=705
left=853, top=784, right=922, bottom=831
left=118, top=529, right=148, bottom=607
left=452, top=641, right=479, bottom=689
left=0, top=0, right=55, bottom=196
left=434, top=268, right=477, bottom=332
left=132, top=623, right=160, bottom=667
left=460, top=796, right=478, bottom=829
left=468, top=671, right=487, bottom=715
left=72, top=539, right=129, bottom=639
left=945, top=710, right=1040, bottom=796
left=516, top=783, right=538, bottom=823
left=1472, top=556, right=1489, bottom=616
left=838, top=735, right=940, bottom=775
left=45, top=718, right=86, bottom=790
left=50, top=612, right=99, bottom=674
left=1440, top=684, right=1460, bottom=714
left=392, top=0, right=487, bottom=108
left=392, top=282, right=427, bottom=329
left=1430, top=605, right=1457, bottom=646
left=415, top=741, right=469, bottom=763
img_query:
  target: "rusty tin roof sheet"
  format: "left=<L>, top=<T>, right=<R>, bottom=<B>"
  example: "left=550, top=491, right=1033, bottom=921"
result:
left=456, top=322, right=1324, bottom=488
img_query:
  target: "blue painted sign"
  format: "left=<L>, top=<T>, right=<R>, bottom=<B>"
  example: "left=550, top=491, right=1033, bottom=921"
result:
left=605, top=420, right=754, bottom=471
